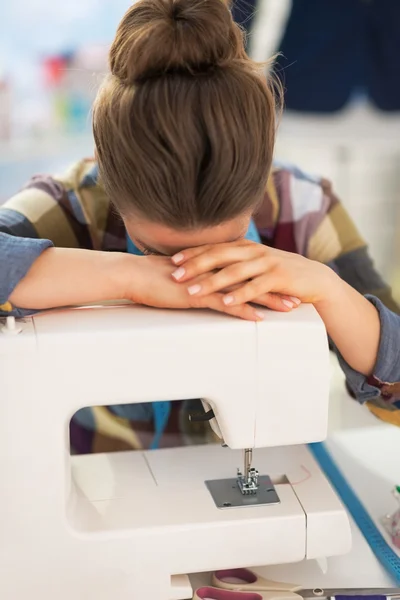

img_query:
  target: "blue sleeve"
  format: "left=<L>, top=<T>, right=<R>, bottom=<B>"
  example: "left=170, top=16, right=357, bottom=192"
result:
left=0, top=232, right=53, bottom=315
left=336, top=295, right=400, bottom=403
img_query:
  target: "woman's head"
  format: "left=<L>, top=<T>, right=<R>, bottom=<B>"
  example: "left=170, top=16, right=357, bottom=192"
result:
left=93, top=0, right=280, bottom=255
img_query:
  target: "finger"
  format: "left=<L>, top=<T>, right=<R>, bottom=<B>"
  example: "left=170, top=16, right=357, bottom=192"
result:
left=171, top=239, right=253, bottom=265
left=225, top=277, right=301, bottom=309
left=219, top=274, right=300, bottom=309
left=252, top=293, right=296, bottom=312
left=171, top=245, right=213, bottom=265
left=190, top=292, right=264, bottom=322
left=221, top=274, right=276, bottom=306
left=252, top=292, right=301, bottom=311
left=185, top=258, right=268, bottom=297
left=171, top=245, right=266, bottom=282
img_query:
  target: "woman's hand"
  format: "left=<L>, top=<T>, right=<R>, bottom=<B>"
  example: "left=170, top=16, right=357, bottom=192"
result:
left=170, top=240, right=336, bottom=309
left=127, top=254, right=267, bottom=321
left=169, top=241, right=383, bottom=377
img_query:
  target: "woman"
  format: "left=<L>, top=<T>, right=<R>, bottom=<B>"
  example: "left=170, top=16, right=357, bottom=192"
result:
left=1, top=0, right=399, bottom=451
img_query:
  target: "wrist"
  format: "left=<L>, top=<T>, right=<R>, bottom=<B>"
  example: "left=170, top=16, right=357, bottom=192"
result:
left=109, top=252, right=142, bottom=302
left=313, top=266, right=348, bottom=312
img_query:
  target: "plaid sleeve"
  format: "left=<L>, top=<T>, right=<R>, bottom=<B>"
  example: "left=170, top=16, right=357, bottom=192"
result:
left=306, top=178, right=400, bottom=314
left=336, top=296, right=400, bottom=405
left=0, top=159, right=128, bottom=314
left=0, top=159, right=126, bottom=252
left=264, top=166, right=368, bottom=260
left=306, top=179, right=366, bottom=262
left=0, top=165, right=85, bottom=314
left=0, top=160, right=96, bottom=314
left=1, top=167, right=93, bottom=249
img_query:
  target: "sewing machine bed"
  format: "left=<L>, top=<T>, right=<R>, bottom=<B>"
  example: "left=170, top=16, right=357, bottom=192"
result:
left=70, top=442, right=349, bottom=570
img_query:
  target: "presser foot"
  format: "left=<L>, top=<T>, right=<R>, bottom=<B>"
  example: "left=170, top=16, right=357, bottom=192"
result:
left=236, top=467, right=259, bottom=495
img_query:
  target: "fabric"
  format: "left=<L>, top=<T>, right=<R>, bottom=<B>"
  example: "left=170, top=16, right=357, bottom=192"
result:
left=276, top=0, right=400, bottom=113
left=1, top=158, right=399, bottom=451
left=336, top=296, right=400, bottom=410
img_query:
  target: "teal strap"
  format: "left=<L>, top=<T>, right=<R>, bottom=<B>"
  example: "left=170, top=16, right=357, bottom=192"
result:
left=245, top=218, right=261, bottom=244
left=126, top=235, right=143, bottom=255
left=150, top=401, right=171, bottom=450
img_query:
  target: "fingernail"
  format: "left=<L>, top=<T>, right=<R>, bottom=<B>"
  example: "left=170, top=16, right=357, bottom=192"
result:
left=172, top=267, right=185, bottom=281
left=290, top=296, right=301, bottom=306
left=172, top=253, right=184, bottom=264
left=223, top=295, right=234, bottom=305
left=255, top=310, right=265, bottom=320
left=282, top=299, right=294, bottom=309
left=188, top=284, right=202, bottom=295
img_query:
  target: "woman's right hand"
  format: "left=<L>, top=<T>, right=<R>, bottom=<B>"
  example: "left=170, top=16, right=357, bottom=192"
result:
left=127, top=254, right=267, bottom=321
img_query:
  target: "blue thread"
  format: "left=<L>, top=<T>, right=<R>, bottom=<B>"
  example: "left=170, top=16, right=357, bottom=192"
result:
left=150, top=401, right=172, bottom=450
left=309, top=442, right=400, bottom=585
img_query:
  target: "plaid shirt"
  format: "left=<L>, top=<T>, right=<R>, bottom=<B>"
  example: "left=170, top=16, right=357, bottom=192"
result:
left=0, top=159, right=399, bottom=451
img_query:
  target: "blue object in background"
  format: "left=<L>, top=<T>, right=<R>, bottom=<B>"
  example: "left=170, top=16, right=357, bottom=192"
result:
left=276, top=0, right=400, bottom=113
left=231, top=0, right=258, bottom=47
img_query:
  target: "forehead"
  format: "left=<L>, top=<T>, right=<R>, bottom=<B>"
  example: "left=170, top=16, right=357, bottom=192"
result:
left=124, top=215, right=251, bottom=255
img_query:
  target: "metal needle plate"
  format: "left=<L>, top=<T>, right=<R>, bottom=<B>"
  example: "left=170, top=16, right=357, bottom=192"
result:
left=205, top=475, right=280, bottom=509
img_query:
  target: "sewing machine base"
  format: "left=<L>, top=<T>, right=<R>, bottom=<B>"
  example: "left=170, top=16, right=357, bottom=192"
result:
left=0, top=442, right=352, bottom=600
left=68, top=444, right=350, bottom=597
left=206, top=475, right=280, bottom=509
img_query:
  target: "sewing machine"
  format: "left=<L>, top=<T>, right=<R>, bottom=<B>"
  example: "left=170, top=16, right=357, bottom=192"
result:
left=0, top=303, right=351, bottom=600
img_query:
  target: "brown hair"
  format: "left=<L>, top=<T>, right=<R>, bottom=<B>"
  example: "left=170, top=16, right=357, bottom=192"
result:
left=93, top=0, right=280, bottom=229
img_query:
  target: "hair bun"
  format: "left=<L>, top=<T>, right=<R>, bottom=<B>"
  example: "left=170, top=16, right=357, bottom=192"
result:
left=110, top=0, right=244, bottom=85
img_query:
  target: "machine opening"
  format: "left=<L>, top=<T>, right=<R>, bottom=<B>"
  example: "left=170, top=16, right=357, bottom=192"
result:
left=69, top=398, right=217, bottom=455
left=66, top=398, right=224, bottom=534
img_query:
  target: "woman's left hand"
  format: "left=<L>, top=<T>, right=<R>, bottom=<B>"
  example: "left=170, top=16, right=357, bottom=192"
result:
left=170, top=240, right=334, bottom=311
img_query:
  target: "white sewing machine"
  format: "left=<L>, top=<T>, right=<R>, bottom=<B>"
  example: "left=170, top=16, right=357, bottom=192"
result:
left=0, top=304, right=351, bottom=600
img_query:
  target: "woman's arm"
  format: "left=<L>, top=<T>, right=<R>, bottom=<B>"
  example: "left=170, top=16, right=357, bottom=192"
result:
left=8, top=247, right=266, bottom=321
left=314, top=276, right=381, bottom=377
left=9, top=247, right=129, bottom=309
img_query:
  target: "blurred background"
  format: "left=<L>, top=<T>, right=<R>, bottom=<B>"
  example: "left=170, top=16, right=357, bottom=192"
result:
left=0, top=0, right=399, bottom=299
